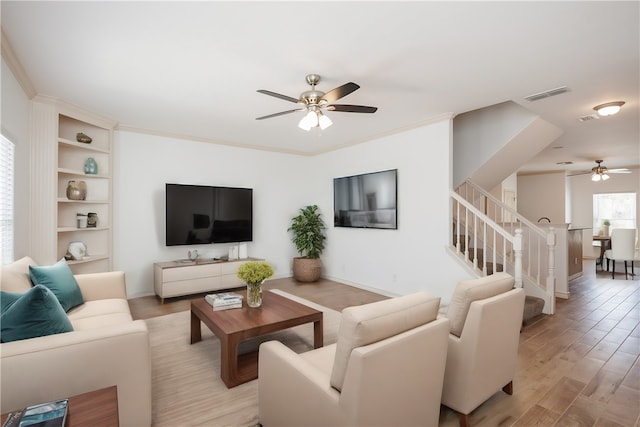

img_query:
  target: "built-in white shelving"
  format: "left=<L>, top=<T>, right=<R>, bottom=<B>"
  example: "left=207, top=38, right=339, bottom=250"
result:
left=55, top=110, right=115, bottom=274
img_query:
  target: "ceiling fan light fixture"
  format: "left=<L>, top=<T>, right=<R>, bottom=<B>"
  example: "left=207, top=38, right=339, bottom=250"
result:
left=298, top=112, right=314, bottom=131
left=307, top=110, right=319, bottom=127
left=318, top=113, right=332, bottom=130
left=591, top=173, right=601, bottom=182
left=601, top=173, right=610, bottom=181
left=298, top=108, right=320, bottom=131
left=593, top=101, right=625, bottom=116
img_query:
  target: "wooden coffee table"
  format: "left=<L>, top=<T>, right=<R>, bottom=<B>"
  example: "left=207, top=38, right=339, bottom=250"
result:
left=190, top=289, right=323, bottom=388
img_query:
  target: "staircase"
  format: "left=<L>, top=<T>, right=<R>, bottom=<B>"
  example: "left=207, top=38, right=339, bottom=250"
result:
left=450, top=179, right=557, bottom=316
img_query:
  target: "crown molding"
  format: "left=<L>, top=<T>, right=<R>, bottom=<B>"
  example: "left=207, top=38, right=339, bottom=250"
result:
left=116, top=124, right=312, bottom=156
left=118, top=114, right=454, bottom=158
left=33, top=94, right=118, bottom=129
left=1, top=28, right=36, bottom=98
left=307, top=113, right=455, bottom=156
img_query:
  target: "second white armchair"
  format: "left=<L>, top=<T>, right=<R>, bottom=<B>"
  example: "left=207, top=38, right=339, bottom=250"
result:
left=440, top=272, right=525, bottom=427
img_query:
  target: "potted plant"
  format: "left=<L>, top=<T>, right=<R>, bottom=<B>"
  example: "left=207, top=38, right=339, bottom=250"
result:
left=602, top=219, right=611, bottom=236
left=288, top=205, right=326, bottom=282
left=236, top=261, right=274, bottom=307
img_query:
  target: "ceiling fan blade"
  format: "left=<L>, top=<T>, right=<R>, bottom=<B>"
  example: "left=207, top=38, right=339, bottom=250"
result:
left=567, top=171, right=591, bottom=176
left=321, top=82, right=360, bottom=103
left=327, top=104, right=378, bottom=113
left=608, top=169, right=632, bottom=173
left=257, top=90, right=300, bottom=104
left=256, top=109, right=303, bottom=120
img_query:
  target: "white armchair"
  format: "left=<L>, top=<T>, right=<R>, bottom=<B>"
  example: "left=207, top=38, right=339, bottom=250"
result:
left=258, top=291, right=449, bottom=427
left=440, top=273, right=525, bottom=427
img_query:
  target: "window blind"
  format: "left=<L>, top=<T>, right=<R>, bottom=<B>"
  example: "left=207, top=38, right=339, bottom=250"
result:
left=1, top=135, right=15, bottom=264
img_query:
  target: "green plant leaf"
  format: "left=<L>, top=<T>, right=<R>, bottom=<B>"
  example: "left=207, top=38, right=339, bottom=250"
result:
left=287, top=205, right=326, bottom=259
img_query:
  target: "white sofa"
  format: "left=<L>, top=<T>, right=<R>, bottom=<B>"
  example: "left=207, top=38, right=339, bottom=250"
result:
left=0, top=257, right=151, bottom=427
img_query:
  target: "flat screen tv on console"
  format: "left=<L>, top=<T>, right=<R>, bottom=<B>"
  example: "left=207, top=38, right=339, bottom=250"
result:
left=165, top=184, right=252, bottom=246
left=333, top=169, right=397, bottom=229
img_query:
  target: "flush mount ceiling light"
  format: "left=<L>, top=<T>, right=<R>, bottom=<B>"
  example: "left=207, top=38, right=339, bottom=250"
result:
left=256, top=74, right=377, bottom=132
left=593, top=101, right=625, bottom=117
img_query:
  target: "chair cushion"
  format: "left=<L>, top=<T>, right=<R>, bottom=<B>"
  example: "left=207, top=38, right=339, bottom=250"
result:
left=0, top=256, right=36, bottom=293
left=446, top=272, right=514, bottom=337
left=330, top=291, right=440, bottom=391
left=0, top=285, right=74, bottom=343
left=29, top=259, right=84, bottom=312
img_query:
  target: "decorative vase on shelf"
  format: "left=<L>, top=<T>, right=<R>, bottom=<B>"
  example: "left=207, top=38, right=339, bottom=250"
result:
left=66, top=180, right=87, bottom=200
left=84, top=157, right=98, bottom=174
left=246, top=282, right=263, bottom=308
left=76, top=132, right=92, bottom=144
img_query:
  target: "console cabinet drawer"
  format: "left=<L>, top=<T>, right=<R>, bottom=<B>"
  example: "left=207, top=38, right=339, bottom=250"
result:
left=162, top=263, right=221, bottom=282
left=153, top=258, right=263, bottom=303
left=162, top=277, right=222, bottom=298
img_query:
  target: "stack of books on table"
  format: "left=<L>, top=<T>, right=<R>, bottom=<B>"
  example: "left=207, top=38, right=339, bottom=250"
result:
left=3, top=398, right=69, bottom=427
left=205, top=292, right=243, bottom=311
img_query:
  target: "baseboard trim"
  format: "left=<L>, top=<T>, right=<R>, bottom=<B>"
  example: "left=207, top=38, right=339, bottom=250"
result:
left=320, top=275, right=399, bottom=297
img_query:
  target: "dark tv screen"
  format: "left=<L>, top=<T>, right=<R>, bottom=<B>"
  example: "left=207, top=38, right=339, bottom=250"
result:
left=165, top=184, right=252, bottom=246
left=333, top=169, right=397, bottom=229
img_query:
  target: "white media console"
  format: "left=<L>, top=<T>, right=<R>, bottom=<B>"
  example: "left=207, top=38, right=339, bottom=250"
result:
left=153, top=257, right=262, bottom=303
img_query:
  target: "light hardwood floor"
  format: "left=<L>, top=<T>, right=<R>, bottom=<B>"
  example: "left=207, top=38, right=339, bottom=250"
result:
left=128, top=260, right=639, bottom=427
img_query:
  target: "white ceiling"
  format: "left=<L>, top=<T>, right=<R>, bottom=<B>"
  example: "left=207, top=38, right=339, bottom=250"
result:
left=2, top=1, right=638, bottom=173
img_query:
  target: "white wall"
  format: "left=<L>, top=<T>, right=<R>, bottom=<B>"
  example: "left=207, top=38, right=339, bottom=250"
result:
left=113, top=131, right=313, bottom=297
left=568, top=169, right=640, bottom=258
left=114, top=120, right=470, bottom=301
left=453, top=101, right=562, bottom=193
left=517, top=172, right=567, bottom=224
left=315, top=120, right=469, bottom=302
left=1, top=58, right=31, bottom=259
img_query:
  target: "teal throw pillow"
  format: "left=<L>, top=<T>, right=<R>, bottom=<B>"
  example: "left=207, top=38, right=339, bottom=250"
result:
left=0, top=285, right=74, bottom=343
left=29, top=259, right=84, bottom=312
left=1, top=290, right=23, bottom=312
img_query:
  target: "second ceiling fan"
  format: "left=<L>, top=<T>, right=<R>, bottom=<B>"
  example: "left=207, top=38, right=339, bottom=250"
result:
left=569, top=160, right=632, bottom=181
left=256, top=74, right=377, bottom=131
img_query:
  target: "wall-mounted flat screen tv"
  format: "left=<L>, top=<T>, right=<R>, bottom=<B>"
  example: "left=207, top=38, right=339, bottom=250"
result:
left=333, top=169, right=397, bottom=229
left=165, top=183, right=253, bottom=246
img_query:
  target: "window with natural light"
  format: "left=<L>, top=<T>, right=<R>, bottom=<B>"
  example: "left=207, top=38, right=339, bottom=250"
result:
left=1, top=135, right=15, bottom=264
left=593, top=192, right=637, bottom=232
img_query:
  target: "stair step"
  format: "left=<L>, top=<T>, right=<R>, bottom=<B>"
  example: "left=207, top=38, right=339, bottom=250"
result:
left=485, top=263, right=504, bottom=275
left=465, top=248, right=503, bottom=274
left=523, top=295, right=545, bottom=325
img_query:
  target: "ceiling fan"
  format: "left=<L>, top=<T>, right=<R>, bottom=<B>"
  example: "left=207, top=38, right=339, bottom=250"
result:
left=256, top=74, right=377, bottom=131
left=569, top=160, right=632, bottom=181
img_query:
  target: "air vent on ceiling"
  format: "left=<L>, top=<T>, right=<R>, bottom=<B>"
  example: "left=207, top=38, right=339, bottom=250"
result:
left=578, top=114, right=599, bottom=122
left=524, top=86, right=569, bottom=102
